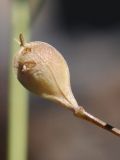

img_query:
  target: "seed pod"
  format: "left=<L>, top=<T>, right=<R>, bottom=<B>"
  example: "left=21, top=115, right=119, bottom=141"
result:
left=14, top=34, right=78, bottom=110
left=14, top=34, right=120, bottom=137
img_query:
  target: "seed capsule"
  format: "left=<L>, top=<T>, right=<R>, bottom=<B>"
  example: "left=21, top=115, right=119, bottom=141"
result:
left=14, top=34, right=78, bottom=110
left=13, top=34, right=120, bottom=137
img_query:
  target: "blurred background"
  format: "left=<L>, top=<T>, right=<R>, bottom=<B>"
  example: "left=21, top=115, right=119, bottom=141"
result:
left=1, top=0, right=120, bottom=160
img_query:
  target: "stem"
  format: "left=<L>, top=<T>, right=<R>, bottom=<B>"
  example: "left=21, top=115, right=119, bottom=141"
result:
left=74, top=106, right=120, bottom=137
left=8, top=1, right=29, bottom=160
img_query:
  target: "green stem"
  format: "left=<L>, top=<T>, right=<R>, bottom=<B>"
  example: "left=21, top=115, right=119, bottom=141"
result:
left=8, top=1, right=30, bottom=160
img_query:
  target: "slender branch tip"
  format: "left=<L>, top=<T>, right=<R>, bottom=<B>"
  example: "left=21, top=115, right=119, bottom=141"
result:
left=74, top=107, right=120, bottom=137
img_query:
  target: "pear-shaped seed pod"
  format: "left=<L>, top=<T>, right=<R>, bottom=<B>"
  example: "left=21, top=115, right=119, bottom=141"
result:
left=14, top=34, right=120, bottom=137
left=14, top=40, right=78, bottom=110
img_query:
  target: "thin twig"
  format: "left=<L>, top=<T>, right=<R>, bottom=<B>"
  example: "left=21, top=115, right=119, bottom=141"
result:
left=74, top=106, right=120, bottom=137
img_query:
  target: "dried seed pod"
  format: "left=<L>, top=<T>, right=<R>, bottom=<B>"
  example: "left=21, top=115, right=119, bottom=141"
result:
left=14, top=34, right=79, bottom=110
left=14, top=34, right=120, bottom=137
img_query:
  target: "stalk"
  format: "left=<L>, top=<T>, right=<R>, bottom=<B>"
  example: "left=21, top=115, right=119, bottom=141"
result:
left=8, top=1, right=30, bottom=160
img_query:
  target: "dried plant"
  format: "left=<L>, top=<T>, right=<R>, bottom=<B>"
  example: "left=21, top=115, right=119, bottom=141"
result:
left=14, top=34, right=120, bottom=137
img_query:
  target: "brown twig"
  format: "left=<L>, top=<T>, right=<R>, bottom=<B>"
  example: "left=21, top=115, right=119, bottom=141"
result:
left=74, top=106, right=120, bottom=137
